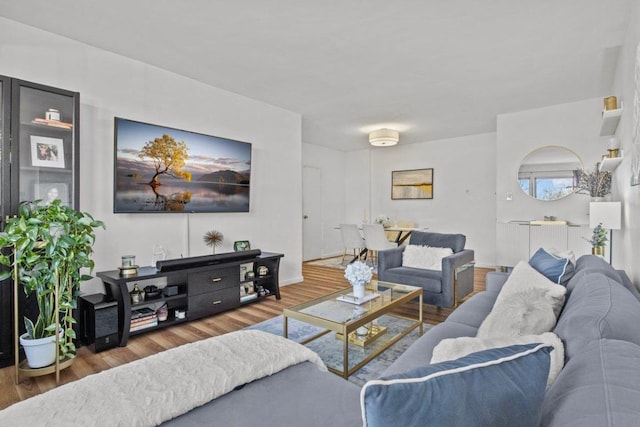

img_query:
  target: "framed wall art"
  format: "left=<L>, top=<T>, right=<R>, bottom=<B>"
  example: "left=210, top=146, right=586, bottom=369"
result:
left=391, top=168, right=434, bottom=200
left=31, top=135, right=65, bottom=168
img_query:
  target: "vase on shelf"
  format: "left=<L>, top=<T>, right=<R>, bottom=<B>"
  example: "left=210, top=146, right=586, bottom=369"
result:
left=592, top=246, right=605, bottom=256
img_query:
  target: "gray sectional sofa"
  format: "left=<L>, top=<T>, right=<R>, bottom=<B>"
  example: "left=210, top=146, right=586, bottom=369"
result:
left=165, top=254, right=640, bottom=426
left=383, top=254, right=640, bottom=426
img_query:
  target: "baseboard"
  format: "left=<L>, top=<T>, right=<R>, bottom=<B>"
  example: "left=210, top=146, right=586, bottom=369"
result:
left=280, top=276, right=304, bottom=286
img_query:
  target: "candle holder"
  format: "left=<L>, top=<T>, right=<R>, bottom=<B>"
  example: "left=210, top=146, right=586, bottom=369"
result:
left=119, top=255, right=139, bottom=276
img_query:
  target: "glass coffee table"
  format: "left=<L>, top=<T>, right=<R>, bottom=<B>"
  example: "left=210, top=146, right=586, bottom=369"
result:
left=283, top=280, right=423, bottom=379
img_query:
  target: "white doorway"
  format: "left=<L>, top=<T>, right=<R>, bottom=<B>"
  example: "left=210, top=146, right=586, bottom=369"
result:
left=303, top=166, right=322, bottom=261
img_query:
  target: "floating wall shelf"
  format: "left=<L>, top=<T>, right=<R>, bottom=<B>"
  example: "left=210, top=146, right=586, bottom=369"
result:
left=599, top=156, right=624, bottom=172
left=600, top=104, right=623, bottom=136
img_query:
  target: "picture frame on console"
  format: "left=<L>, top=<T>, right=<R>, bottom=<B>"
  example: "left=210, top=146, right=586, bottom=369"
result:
left=234, top=240, right=251, bottom=251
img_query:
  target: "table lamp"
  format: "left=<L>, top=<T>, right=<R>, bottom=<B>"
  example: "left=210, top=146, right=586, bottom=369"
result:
left=589, top=202, right=622, bottom=265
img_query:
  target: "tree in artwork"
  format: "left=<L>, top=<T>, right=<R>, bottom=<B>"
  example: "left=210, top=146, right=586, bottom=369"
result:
left=139, top=134, right=192, bottom=187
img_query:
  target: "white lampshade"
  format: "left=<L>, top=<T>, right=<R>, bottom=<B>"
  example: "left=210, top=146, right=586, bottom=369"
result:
left=589, top=202, right=621, bottom=230
left=606, top=137, right=620, bottom=149
left=369, top=129, right=399, bottom=147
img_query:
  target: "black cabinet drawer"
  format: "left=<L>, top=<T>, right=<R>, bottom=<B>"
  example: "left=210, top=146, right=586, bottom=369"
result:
left=188, top=288, right=239, bottom=320
left=189, top=266, right=239, bottom=295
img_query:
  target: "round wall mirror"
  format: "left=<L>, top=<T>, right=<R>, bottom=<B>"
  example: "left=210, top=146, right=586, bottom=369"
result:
left=517, top=146, right=582, bottom=201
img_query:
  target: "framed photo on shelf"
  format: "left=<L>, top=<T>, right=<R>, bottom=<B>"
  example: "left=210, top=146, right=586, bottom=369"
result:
left=34, top=182, right=69, bottom=206
left=234, top=240, right=251, bottom=251
left=30, top=135, right=65, bottom=168
left=391, top=168, right=434, bottom=200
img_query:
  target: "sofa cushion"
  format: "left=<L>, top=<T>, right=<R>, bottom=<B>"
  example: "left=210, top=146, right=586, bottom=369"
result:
left=493, top=261, right=566, bottom=317
left=378, top=266, right=442, bottom=293
left=477, top=286, right=566, bottom=338
left=164, top=361, right=363, bottom=427
left=382, top=322, right=478, bottom=377
left=408, top=231, right=466, bottom=253
left=541, top=339, right=640, bottom=427
left=431, top=332, right=564, bottom=386
left=553, top=272, right=640, bottom=361
left=444, top=292, right=497, bottom=328
left=402, top=245, right=452, bottom=270
left=362, top=343, right=552, bottom=427
left=529, top=247, right=575, bottom=285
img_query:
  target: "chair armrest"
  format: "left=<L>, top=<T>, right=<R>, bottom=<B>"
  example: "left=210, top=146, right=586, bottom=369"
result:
left=377, top=247, right=405, bottom=271
left=485, top=271, right=510, bottom=293
left=442, top=249, right=475, bottom=272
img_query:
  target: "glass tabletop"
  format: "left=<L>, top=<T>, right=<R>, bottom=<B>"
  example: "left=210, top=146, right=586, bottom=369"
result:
left=284, top=280, right=421, bottom=326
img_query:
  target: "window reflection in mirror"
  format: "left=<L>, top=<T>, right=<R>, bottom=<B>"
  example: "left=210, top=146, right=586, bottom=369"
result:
left=517, top=146, right=582, bottom=201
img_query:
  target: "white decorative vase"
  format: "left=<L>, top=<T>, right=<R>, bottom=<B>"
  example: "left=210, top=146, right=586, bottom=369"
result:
left=19, top=332, right=59, bottom=368
left=352, top=283, right=365, bottom=299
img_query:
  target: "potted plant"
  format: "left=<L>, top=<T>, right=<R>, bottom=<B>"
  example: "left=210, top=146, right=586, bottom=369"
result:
left=576, top=163, right=612, bottom=200
left=585, top=223, right=608, bottom=256
left=0, top=200, right=104, bottom=368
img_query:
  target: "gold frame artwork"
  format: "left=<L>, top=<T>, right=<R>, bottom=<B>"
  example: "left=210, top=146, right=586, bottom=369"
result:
left=391, top=168, right=433, bottom=199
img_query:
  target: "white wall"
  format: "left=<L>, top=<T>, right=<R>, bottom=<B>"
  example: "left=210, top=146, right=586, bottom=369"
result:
left=326, top=134, right=497, bottom=267
left=302, top=143, right=345, bottom=258
left=0, top=17, right=304, bottom=288
left=610, top=0, right=640, bottom=281
left=495, top=99, right=612, bottom=267
left=496, top=98, right=606, bottom=226
left=367, top=133, right=497, bottom=267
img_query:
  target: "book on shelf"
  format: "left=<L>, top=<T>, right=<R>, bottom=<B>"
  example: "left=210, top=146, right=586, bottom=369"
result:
left=131, top=307, right=155, bottom=319
left=240, top=293, right=258, bottom=303
left=130, top=321, right=158, bottom=332
left=31, top=118, right=74, bottom=129
left=130, top=315, right=157, bottom=326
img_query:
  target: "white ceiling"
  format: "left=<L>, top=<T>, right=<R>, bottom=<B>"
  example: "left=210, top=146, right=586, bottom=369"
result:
left=0, top=0, right=632, bottom=151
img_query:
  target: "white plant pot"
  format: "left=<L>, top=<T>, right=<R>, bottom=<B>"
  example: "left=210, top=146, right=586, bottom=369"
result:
left=352, top=283, right=365, bottom=299
left=19, top=332, right=59, bottom=368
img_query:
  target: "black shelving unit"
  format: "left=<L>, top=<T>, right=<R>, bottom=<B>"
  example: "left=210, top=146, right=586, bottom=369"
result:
left=97, top=251, right=283, bottom=346
left=0, top=76, right=80, bottom=368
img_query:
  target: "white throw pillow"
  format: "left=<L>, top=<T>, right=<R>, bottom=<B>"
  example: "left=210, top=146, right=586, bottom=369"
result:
left=495, top=260, right=567, bottom=317
left=431, top=332, right=565, bottom=386
left=402, top=245, right=453, bottom=271
left=477, top=286, right=566, bottom=338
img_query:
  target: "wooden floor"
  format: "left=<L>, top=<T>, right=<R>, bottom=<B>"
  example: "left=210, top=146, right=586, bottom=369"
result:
left=0, top=262, right=490, bottom=410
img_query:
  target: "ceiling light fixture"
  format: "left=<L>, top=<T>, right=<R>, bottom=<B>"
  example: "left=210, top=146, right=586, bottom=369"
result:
left=369, top=129, right=399, bottom=147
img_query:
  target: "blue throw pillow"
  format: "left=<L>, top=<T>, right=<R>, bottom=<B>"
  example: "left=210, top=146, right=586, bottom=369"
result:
left=529, top=248, right=575, bottom=285
left=360, top=343, right=552, bottom=427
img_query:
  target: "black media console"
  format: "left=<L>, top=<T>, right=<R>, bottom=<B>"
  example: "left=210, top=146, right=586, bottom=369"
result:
left=97, top=250, right=283, bottom=346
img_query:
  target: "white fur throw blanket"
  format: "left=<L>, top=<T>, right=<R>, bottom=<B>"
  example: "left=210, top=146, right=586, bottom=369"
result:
left=0, top=330, right=326, bottom=426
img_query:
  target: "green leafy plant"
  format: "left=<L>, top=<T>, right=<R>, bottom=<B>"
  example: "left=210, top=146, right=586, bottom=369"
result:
left=585, top=223, right=608, bottom=248
left=0, top=200, right=105, bottom=361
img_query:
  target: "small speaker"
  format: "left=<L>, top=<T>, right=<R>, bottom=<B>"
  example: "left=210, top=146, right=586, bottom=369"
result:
left=79, top=294, right=119, bottom=353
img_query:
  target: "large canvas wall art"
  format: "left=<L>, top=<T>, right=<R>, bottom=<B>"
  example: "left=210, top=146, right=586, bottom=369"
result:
left=114, top=117, right=252, bottom=213
left=391, top=168, right=434, bottom=200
